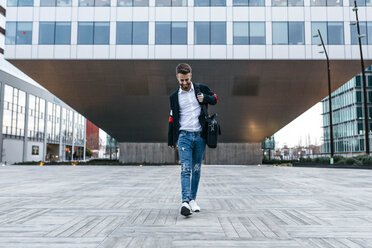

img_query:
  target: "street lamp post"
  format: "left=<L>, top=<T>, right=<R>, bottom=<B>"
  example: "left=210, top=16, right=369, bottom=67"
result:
left=351, top=0, right=369, bottom=154
left=313, top=30, right=334, bottom=160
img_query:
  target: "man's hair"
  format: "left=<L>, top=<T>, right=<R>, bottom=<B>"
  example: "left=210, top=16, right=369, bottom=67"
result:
left=176, top=63, right=192, bottom=75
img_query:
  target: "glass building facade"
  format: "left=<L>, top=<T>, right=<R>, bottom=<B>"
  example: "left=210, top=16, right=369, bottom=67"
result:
left=0, top=73, right=87, bottom=163
left=28, top=94, right=45, bottom=141
left=322, top=66, right=372, bottom=154
left=5, top=20, right=372, bottom=46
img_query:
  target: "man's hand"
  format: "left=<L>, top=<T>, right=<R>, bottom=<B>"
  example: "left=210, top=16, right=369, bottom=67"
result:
left=169, top=146, right=175, bottom=149
left=197, top=93, right=204, bottom=103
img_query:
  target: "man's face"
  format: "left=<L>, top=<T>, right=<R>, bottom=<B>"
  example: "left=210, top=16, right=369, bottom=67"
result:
left=177, top=73, right=192, bottom=92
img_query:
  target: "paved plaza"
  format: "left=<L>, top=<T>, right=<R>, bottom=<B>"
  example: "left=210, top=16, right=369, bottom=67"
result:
left=1, top=165, right=372, bottom=247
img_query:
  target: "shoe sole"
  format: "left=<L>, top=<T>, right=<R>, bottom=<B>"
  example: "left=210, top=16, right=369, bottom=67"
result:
left=180, top=206, right=192, bottom=216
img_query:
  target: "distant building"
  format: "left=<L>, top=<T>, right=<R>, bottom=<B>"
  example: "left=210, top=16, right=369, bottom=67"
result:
left=262, top=136, right=275, bottom=160
left=86, top=120, right=99, bottom=157
left=0, top=60, right=86, bottom=164
left=106, top=134, right=119, bottom=160
left=322, top=66, right=372, bottom=155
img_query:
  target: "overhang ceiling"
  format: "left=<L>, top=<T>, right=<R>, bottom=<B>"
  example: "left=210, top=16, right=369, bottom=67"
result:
left=7, top=59, right=372, bottom=143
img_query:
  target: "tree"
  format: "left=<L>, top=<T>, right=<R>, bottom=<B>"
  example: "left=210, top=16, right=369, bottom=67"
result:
left=86, top=147, right=93, bottom=157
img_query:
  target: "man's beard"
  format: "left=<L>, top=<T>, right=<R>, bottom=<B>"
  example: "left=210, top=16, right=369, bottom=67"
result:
left=181, top=83, right=191, bottom=91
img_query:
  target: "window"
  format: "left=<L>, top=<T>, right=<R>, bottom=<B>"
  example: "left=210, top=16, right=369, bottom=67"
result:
left=78, top=22, right=109, bottom=45
left=5, top=22, right=16, bottom=45
left=79, top=0, right=110, bottom=6
left=357, top=107, right=363, bottom=119
left=234, top=22, right=249, bottom=45
left=7, top=0, right=33, bottom=6
left=95, top=0, right=110, bottom=5
left=210, top=22, right=226, bottom=44
left=39, top=22, right=71, bottom=45
left=288, top=22, right=305, bottom=45
left=156, top=0, right=170, bottom=5
left=272, top=0, right=303, bottom=6
left=273, top=22, right=288, bottom=45
left=155, top=22, right=187, bottom=45
left=250, top=22, right=265, bottom=44
left=94, top=22, right=110, bottom=44
left=233, top=0, right=264, bottom=5
left=6, top=22, right=33, bottom=45
left=55, top=23, right=71, bottom=44
left=117, top=22, right=148, bottom=45
left=194, top=22, right=209, bottom=44
left=155, top=0, right=187, bottom=6
left=28, top=95, right=45, bottom=140
left=7, top=0, right=18, bottom=6
left=351, top=22, right=367, bottom=45
left=17, top=22, right=33, bottom=45
left=272, top=22, right=305, bottom=45
left=57, top=0, right=72, bottom=6
left=328, top=22, right=344, bottom=45
left=312, top=22, right=327, bottom=45
left=117, top=0, right=148, bottom=6
left=2, top=85, right=26, bottom=137
left=194, top=22, right=226, bottom=45
left=78, top=22, right=93, bottom=44
left=233, top=22, right=265, bottom=45
left=349, top=0, right=367, bottom=6
left=311, top=0, right=342, bottom=5
left=40, top=0, right=72, bottom=5
left=311, top=0, right=326, bottom=5
left=356, top=91, right=362, bottom=103
left=39, top=22, right=55, bottom=44
left=79, top=0, right=94, bottom=5
left=367, top=22, right=372, bottom=45
left=155, top=22, right=171, bottom=44
left=194, top=0, right=225, bottom=6
left=172, top=22, right=187, bottom=44
left=40, top=0, right=56, bottom=6
left=47, top=102, right=61, bottom=142
left=32, top=146, right=39, bottom=155
left=355, top=75, right=361, bottom=87
left=312, top=22, right=344, bottom=45
left=351, top=22, right=372, bottom=45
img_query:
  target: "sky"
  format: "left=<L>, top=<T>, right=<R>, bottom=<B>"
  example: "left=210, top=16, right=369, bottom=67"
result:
left=274, top=102, right=323, bottom=148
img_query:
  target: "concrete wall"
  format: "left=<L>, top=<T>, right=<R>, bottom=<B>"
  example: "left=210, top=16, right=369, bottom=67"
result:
left=25, top=141, right=44, bottom=162
left=119, top=142, right=262, bottom=165
left=204, top=143, right=262, bottom=165
left=119, top=143, right=176, bottom=164
left=3, top=139, right=23, bottom=164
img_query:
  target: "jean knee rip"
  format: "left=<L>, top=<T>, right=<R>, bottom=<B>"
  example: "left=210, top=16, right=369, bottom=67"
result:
left=194, top=163, right=200, bottom=171
left=181, top=164, right=191, bottom=172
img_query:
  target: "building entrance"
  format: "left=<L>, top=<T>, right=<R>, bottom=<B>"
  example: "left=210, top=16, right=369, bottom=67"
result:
left=46, top=144, right=59, bottom=162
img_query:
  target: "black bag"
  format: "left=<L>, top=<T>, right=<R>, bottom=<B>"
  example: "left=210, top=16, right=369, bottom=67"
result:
left=203, top=107, right=221, bottom=149
left=194, top=83, right=221, bottom=148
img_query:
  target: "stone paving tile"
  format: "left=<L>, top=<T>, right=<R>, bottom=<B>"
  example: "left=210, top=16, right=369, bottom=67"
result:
left=2, top=165, right=372, bottom=247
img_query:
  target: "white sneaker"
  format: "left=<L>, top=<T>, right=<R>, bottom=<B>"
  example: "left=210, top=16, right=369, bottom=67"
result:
left=180, top=202, right=192, bottom=216
left=189, top=200, right=201, bottom=212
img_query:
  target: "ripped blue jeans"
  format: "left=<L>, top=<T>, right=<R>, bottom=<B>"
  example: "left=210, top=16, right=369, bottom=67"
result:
left=178, top=130, right=206, bottom=203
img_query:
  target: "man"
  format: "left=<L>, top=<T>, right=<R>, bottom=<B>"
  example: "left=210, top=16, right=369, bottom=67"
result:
left=168, top=63, right=218, bottom=216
